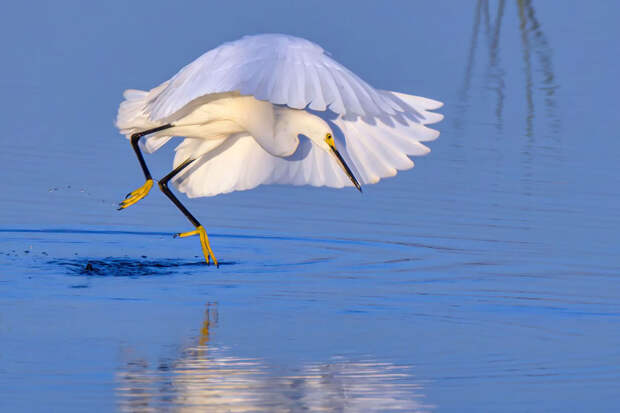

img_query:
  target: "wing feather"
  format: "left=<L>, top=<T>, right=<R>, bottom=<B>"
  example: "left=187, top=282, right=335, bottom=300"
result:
left=301, top=52, right=326, bottom=111
left=145, top=34, right=399, bottom=120
left=316, top=64, right=344, bottom=114
left=172, top=90, right=442, bottom=197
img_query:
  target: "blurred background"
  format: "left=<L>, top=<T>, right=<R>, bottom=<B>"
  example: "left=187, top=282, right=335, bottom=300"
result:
left=1, top=1, right=619, bottom=412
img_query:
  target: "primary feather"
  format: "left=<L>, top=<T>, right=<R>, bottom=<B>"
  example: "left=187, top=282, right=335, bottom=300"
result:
left=116, top=34, right=443, bottom=197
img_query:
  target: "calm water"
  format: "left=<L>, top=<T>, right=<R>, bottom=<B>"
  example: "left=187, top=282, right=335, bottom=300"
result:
left=1, top=1, right=619, bottom=412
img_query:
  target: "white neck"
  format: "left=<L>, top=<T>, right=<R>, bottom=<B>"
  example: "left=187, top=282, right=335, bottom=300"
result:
left=183, top=95, right=330, bottom=158
left=274, top=107, right=329, bottom=148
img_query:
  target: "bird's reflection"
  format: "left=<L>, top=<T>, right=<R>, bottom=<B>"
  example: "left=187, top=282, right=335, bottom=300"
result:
left=457, top=0, right=558, bottom=138
left=116, top=303, right=432, bottom=412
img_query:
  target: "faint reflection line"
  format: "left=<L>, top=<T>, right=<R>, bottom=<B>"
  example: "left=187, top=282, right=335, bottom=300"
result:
left=522, top=0, right=561, bottom=138
left=482, top=0, right=490, bottom=42
left=518, top=0, right=535, bottom=139
left=488, top=1, right=505, bottom=68
left=488, top=0, right=506, bottom=131
left=456, top=0, right=559, bottom=144
left=455, top=0, right=483, bottom=132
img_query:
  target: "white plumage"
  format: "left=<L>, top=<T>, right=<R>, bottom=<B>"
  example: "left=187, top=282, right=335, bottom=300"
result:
left=146, top=34, right=402, bottom=119
left=116, top=33, right=443, bottom=198
left=115, top=33, right=444, bottom=265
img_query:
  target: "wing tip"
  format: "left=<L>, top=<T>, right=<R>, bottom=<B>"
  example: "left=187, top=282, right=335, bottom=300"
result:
left=424, top=112, right=444, bottom=125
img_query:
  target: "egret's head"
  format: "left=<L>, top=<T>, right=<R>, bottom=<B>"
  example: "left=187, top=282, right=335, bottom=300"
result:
left=320, top=131, right=362, bottom=192
left=285, top=110, right=362, bottom=191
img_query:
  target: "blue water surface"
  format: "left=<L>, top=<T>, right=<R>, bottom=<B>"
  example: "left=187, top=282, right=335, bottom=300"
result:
left=1, top=1, right=619, bottom=412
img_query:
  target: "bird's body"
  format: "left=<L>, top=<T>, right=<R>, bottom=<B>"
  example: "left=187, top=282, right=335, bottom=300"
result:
left=119, top=92, right=325, bottom=159
left=115, top=34, right=443, bottom=265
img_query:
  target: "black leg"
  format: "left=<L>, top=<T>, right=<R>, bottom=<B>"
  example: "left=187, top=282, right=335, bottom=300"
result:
left=158, top=158, right=219, bottom=267
left=118, top=124, right=173, bottom=210
left=157, top=158, right=200, bottom=227
left=131, top=124, right=173, bottom=180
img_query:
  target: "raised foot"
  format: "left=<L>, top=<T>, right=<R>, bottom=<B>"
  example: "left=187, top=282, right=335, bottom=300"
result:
left=174, top=225, right=219, bottom=267
left=118, top=179, right=153, bottom=210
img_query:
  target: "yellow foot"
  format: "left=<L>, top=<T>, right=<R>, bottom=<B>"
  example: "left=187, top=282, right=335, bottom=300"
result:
left=174, top=225, right=219, bottom=267
left=118, top=179, right=153, bottom=210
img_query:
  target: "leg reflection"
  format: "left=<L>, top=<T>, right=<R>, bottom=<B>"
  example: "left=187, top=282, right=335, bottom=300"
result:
left=116, top=304, right=431, bottom=412
left=198, top=302, right=218, bottom=347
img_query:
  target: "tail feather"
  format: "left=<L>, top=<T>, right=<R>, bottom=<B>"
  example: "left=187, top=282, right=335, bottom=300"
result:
left=116, top=83, right=171, bottom=153
left=116, top=89, right=155, bottom=134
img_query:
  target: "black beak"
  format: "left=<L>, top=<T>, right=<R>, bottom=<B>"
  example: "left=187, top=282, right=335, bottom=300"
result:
left=330, top=146, right=362, bottom=192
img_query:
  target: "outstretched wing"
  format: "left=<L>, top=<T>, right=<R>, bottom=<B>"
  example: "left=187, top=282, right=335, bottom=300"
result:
left=173, top=91, right=443, bottom=198
left=145, top=34, right=405, bottom=120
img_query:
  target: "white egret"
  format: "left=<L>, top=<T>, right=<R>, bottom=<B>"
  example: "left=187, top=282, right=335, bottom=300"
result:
left=116, top=34, right=443, bottom=267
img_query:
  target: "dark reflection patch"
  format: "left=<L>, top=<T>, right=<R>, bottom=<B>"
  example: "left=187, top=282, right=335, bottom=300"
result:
left=49, top=258, right=235, bottom=276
